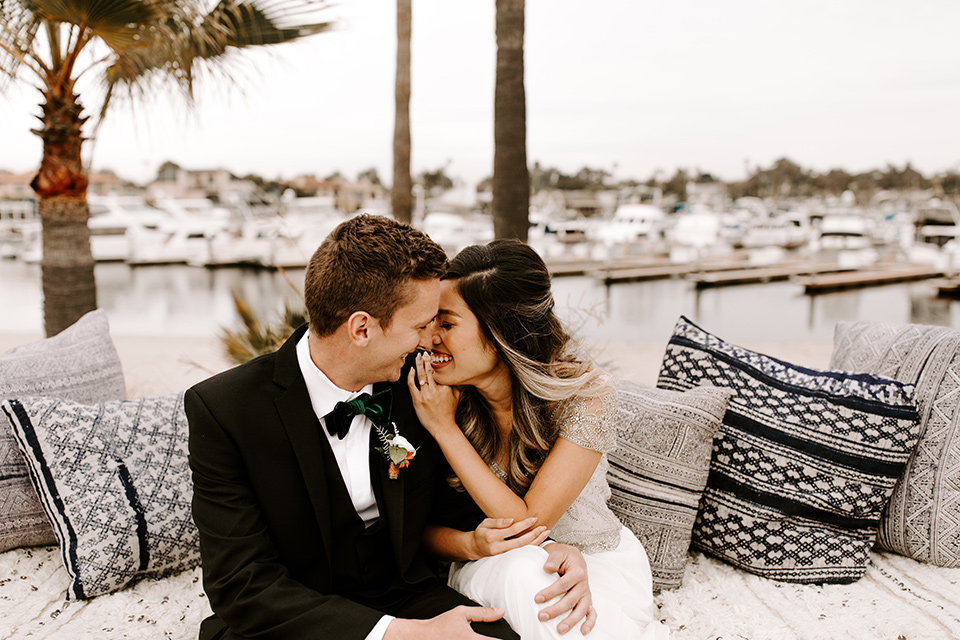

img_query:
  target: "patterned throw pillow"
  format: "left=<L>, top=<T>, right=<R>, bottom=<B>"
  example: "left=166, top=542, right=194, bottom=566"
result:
left=831, top=320, right=960, bottom=567
left=658, top=316, right=922, bottom=584
left=1, top=393, right=199, bottom=599
left=607, top=380, right=733, bottom=592
left=0, top=310, right=126, bottom=552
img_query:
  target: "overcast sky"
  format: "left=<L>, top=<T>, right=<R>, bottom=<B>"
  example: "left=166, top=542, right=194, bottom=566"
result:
left=2, top=0, right=959, bottom=187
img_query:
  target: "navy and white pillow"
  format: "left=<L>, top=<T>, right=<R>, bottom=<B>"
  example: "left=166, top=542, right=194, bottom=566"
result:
left=658, top=316, right=922, bottom=584
left=1, top=393, right=199, bottom=599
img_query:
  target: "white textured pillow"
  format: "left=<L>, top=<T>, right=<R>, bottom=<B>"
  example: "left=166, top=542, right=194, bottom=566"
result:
left=0, top=310, right=126, bottom=552
left=2, top=393, right=199, bottom=599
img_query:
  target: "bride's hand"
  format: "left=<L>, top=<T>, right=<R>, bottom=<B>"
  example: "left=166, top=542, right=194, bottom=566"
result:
left=468, top=517, right=549, bottom=560
left=407, top=352, right=460, bottom=436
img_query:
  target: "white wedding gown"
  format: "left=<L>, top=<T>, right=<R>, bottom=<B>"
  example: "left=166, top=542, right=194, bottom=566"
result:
left=448, top=376, right=670, bottom=639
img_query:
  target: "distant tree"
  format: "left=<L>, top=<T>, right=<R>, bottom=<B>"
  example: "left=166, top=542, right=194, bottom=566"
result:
left=878, top=162, right=930, bottom=191
left=941, top=172, right=960, bottom=196
left=491, top=0, right=529, bottom=240
left=358, top=167, right=383, bottom=186
left=812, top=168, right=853, bottom=197
left=391, top=0, right=413, bottom=224
left=528, top=163, right=612, bottom=192
left=417, top=166, right=455, bottom=198
left=0, top=0, right=332, bottom=335
left=663, top=168, right=690, bottom=201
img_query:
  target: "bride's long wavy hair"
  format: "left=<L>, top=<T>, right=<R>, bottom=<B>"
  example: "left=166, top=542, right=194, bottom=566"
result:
left=444, top=239, right=600, bottom=494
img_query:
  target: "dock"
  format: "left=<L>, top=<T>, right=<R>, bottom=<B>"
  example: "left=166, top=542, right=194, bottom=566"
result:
left=590, top=252, right=758, bottom=284
left=935, top=278, right=960, bottom=299
left=545, top=256, right=669, bottom=277
left=800, top=264, right=944, bottom=294
left=690, top=261, right=847, bottom=289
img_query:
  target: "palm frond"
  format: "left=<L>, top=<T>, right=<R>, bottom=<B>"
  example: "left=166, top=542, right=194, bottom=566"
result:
left=26, top=0, right=159, bottom=50
left=103, top=0, right=331, bottom=93
left=220, top=290, right=307, bottom=365
left=0, top=0, right=44, bottom=84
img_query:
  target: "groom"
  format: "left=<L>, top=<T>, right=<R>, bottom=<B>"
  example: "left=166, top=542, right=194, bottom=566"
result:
left=186, top=214, right=593, bottom=639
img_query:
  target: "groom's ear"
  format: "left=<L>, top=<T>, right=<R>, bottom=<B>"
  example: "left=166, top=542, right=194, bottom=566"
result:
left=345, top=311, right=375, bottom=346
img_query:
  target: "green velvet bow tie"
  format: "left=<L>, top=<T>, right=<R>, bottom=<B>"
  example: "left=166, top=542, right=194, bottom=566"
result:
left=323, top=389, right=393, bottom=440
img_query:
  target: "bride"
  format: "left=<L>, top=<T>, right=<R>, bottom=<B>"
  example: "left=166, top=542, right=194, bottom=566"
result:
left=409, top=239, right=669, bottom=640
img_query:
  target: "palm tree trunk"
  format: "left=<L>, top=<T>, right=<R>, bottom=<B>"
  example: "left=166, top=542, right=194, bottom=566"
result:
left=492, top=0, right=529, bottom=241
left=30, top=90, right=97, bottom=337
left=392, top=0, right=413, bottom=225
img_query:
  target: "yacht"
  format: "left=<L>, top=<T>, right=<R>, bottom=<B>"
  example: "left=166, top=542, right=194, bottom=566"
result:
left=126, top=198, right=231, bottom=265
left=18, top=194, right=170, bottom=263
left=740, top=213, right=811, bottom=250
left=420, top=211, right=494, bottom=256
left=912, top=200, right=960, bottom=248
left=590, top=203, right=665, bottom=245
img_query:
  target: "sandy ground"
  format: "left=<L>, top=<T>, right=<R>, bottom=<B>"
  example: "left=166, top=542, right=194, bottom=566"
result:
left=0, top=332, right=835, bottom=397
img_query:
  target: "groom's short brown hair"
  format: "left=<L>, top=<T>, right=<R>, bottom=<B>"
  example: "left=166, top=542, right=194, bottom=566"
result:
left=304, top=214, right=448, bottom=337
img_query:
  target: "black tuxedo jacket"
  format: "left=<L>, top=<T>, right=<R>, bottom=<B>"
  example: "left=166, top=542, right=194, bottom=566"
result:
left=186, top=325, right=443, bottom=640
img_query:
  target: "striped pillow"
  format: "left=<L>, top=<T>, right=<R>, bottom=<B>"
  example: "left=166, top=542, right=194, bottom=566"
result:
left=607, top=381, right=732, bottom=591
left=658, top=316, right=922, bottom=584
left=2, top=393, right=199, bottom=599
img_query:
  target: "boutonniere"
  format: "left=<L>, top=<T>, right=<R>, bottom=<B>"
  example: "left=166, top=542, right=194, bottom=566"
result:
left=375, top=423, right=417, bottom=480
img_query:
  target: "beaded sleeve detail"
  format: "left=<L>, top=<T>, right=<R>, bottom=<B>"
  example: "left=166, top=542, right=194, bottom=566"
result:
left=549, top=372, right=622, bottom=553
left=555, top=374, right=618, bottom=454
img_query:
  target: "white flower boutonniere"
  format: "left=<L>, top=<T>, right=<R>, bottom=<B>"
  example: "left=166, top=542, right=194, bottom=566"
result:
left=375, top=423, right=417, bottom=480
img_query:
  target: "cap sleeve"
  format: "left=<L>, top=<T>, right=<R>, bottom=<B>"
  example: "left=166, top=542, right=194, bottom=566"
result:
left=556, top=373, right=618, bottom=453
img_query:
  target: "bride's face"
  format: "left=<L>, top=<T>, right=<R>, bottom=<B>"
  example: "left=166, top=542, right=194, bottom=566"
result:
left=429, top=280, right=504, bottom=387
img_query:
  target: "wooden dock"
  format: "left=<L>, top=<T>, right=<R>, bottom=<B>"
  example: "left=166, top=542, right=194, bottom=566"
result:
left=591, top=253, right=757, bottom=284
left=691, top=261, right=846, bottom=289
left=800, top=264, right=944, bottom=294
left=546, top=256, right=670, bottom=277
left=935, top=278, right=960, bottom=299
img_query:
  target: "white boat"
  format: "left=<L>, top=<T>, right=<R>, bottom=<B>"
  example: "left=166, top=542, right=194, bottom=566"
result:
left=813, top=214, right=873, bottom=251
left=263, top=215, right=346, bottom=268
left=665, top=207, right=734, bottom=264
left=912, top=200, right=960, bottom=249
left=739, top=214, right=811, bottom=250
left=590, top=203, right=665, bottom=245
left=420, top=211, right=494, bottom=256
left=87, top=195, right=170, bottom=261
left=190, top=217, right=278, bottom=267
left=126, top=200, right=231, bottom=265
left=18, top=195, right=171, bottom=263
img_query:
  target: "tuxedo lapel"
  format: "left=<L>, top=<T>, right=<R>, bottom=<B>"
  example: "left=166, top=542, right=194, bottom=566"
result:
left=371, top=381, right=406, bottom=562
left=272, top=327, right=334, bottom=569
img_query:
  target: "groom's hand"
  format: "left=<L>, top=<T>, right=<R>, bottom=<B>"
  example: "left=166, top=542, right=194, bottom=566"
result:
left=536, top=542, right=596, bottom=635
left=384, top=605, right=507, bottom=639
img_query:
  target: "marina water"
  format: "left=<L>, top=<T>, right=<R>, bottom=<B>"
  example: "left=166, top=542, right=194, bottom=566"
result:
left=4, top=259, right=960, bottom=345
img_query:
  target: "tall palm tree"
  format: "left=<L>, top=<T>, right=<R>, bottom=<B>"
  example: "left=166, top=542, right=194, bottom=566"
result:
left=491, top=0, right=528, bottom=241
left=391, top=0, right=413, bottom=224
left=0, top=0, right=332, bottom=336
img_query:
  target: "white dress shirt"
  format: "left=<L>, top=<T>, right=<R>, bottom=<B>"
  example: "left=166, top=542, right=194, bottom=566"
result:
left=295, top=331, right=393, bottom=640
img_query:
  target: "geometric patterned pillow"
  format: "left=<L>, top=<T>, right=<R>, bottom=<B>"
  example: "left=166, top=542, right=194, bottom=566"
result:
left=658, top=316, right=922, bottom=584
left=1, top=393, right=199, bottom=599
left=0, top=309, right=126, bottom=552
left=607, top=380, right=733, bottom=592
left=831, top=320, right=960, bottom=567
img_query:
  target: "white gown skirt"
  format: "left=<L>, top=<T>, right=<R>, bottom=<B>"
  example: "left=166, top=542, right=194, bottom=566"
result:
left=448, top=526, right=669, bottom=640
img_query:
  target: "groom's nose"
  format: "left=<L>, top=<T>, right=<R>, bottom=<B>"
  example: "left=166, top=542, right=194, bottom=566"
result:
left=416, top=328, right=434, bottom=350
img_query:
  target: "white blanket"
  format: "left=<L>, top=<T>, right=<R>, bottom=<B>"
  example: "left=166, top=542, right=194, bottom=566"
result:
left=3, top=544, right=958, bottom=639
